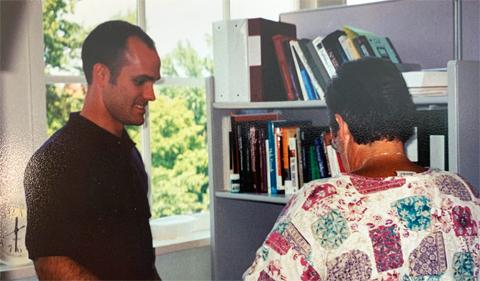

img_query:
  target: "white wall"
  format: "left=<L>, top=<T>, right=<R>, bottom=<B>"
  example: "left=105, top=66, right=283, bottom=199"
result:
left=0, top=0, right=47, bottom=203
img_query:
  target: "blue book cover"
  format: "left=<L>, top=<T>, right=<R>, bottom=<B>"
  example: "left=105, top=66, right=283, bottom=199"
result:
left=267, top=121, right=278, bottom=194
left=314, top=137, right=329, bottom=178
left=300, top=69, right=317, bottom=100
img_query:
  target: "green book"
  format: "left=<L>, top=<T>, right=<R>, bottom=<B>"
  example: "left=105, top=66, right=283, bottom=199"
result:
left=343, top=25, right=401, bottom=63
left=309, top=146, right=321, bottom=180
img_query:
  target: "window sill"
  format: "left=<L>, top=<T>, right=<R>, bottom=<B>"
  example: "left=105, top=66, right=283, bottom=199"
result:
left=0, top=231, right=211, bottom=280
left=153, top=229, right=210, bottom=256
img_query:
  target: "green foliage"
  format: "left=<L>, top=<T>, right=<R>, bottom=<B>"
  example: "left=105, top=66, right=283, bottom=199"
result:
left=43, top=0, right=85, bottom=74
left=43, top=1, right=212, bottom=218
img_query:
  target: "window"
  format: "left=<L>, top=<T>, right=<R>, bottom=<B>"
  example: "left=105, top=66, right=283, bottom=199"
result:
left=43, top=0, right=218, bottom=220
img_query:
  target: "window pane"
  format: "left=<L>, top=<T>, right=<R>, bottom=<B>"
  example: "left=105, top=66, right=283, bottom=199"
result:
left=149, top=85, right=208, bottom=218
left=230, top=0, right=297, bottom=20
left=145, top=0, right=221, bottom=78
left=43, top=0, right=137, bottom=75
left=46, top=83, right=85, bottom=136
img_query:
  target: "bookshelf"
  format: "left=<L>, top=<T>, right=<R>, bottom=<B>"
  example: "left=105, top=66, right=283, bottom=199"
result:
left=207, top=1, right=479, bottom=280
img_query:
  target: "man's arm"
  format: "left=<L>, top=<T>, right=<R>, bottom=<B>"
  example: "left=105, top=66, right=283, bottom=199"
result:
left=34, top=256, right=99, bottom=281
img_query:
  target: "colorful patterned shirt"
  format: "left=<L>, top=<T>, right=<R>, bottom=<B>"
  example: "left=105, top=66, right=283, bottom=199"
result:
left=243, top=169, right=480, bottom=281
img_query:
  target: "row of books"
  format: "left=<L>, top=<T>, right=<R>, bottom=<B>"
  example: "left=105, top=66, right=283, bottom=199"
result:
left=273, top=25, right=404, bottom=101
left=213, top=18, right=447, bottom=103
left=227, top=112, right=344, bottom=195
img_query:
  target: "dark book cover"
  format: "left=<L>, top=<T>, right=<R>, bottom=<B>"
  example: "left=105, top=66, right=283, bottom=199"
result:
left=321, top=30, right=350, bottom=69
left=247, top=18, right=297, bottom=101
left=299, top=38, right=331, bottom=94
left=314, top=136, right=330, bottom=178
left=300, top=126, right=329, bottom=183
left=354, top=35, right=375, bottom=57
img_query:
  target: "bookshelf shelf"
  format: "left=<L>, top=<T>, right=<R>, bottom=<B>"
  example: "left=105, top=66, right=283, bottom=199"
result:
left=215, top=191, right=290, bottom=204
left=213, top=95, right=447, bottom=110
left=213, top=100, right=326, bottom=109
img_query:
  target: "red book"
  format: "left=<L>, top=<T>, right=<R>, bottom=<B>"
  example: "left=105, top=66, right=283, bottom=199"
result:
left=272, top=34, right=298, bottom=101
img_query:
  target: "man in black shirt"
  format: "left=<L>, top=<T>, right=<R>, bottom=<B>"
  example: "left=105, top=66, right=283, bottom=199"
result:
left=24, top=21, right=162, bottom=280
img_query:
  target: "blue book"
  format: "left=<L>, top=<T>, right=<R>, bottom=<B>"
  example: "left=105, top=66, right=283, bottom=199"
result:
left=300, top=69, right=317, bottom=100
left=314, top=137, right=330, bottom=178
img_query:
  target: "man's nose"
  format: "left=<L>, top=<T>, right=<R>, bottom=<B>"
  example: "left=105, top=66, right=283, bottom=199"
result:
left=144, top=85, right=156, bottom=101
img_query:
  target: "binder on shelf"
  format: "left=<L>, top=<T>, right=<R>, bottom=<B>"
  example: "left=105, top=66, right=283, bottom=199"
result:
left=213, top=18, right=296, bottom=102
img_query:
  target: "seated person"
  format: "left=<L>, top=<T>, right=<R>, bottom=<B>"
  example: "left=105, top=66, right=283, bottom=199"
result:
left=243, top=58, right=480, bottom=281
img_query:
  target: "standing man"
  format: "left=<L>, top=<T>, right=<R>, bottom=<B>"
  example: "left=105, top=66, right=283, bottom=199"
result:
left=24, top=21, right=162, bottom=280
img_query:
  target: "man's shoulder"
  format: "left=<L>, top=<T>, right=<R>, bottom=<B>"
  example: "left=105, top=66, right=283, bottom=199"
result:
left=26, top=124, right=89, bottom=176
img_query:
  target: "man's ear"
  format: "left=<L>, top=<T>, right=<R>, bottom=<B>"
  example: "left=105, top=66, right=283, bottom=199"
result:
left=91, top=63, right=111, bottom=86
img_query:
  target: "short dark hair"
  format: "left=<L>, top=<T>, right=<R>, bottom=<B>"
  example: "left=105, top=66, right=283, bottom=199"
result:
left=81, top=20, right=156, bottom=84
left=325, top=57, right=416, bottom=144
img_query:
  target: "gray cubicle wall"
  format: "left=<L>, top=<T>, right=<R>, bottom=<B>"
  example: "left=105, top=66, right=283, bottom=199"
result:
left=280, top=0, right=479, bottom=69
left=448, top=61, right=480, bottom=190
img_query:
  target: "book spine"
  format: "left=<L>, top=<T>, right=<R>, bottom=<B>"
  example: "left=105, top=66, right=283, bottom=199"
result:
left=267, top=122, right=278, bottom=194
left=291, top=40, right=324, bottom=99
left=386, top=37, right=402, bottom=64
left=300, top=69, right=317, bottom=100
left=301, top=39, right=331, bottom=95
left=338, top=35, right=354, bottom=61
left=249, top=126, right=259, bottom=192
left=275, top=127, right=285, bottom=193
left=265, top=139, right=272, bottom=194
left=289, top=41, right=309, bottom=100
left=314, top=40, right=337, bottom=78
left=259, top=129, right=268, bottom=193
left=354, top=35, right=375, bottom=57
left=272, top=35, right=298, bottom=101
left=314, top=137, right=329, bottom=178
left=295, top=127, right=305, bottom=189
left=309, top=146, right=320, bottom=180
left=288, top=137, right=299, bottom=194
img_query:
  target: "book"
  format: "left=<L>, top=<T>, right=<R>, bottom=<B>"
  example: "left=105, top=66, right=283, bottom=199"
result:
left=321, top=30, right=350, bottom=70
left=213, top=18, right=296, bottom=102
left=338, top=34, right=362, bottom=60
left=272, top=34, right=299, bottom=101
left=314, top=137, right=330, bottom=178
left=300, top=38, right=331, bottom=94
left=291, top=40, right=325, bottom=99
left=354, top=35, right=375, bottom=57
left=343, top=25, right=401, bottom=63
left=289, top=40, right=309, bottom=100
left=311, top=37, right=337, bottom=79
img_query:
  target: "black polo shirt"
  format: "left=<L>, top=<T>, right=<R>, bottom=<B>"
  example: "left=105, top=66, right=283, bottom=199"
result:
left=24, top=112, right=158, bottom=280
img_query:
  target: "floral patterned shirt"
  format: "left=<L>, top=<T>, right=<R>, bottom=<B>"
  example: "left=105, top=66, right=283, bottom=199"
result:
left=243, top=169, right=480, bottom=281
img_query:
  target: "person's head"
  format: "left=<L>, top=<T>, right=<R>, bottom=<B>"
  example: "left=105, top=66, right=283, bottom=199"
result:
left=82, top=20, right=157, bottom=85
left=81, top=21, right=161, bottom=133
left=325, top=57, right=416, bottom=147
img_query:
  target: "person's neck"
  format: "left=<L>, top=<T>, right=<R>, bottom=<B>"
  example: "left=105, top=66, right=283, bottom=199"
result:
left=80, top=89, right=124, bottom=137
left=349, top=140, right=426, bottom=177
